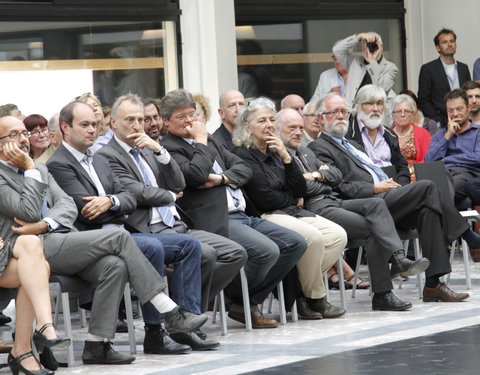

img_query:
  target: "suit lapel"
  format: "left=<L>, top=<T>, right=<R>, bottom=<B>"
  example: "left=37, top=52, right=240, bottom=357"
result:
left=435, top=58, right=452, bottom=91
left=58, top=145, right=98, bottom=191
left=322, top=134, right=367, bottom=171
left=110, top=138, right=144, bottom=182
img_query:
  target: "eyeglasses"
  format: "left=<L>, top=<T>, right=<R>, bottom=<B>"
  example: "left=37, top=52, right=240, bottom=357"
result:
left=362, top=101, right=384, bottom=108
left=0, top=131, right=31, bottom=141
left=392, top=109, right=414, bottom=115
left=322, top=109, right=350, bottom=118
left=174, top=111, right=197, bottom=122
left=303, top=113, right=316, bottom=118
left=144, top=115, right=160, bottom=124
left=29, top=128, right=49, bottom=137
left=447, top=106, right=467, bottom=114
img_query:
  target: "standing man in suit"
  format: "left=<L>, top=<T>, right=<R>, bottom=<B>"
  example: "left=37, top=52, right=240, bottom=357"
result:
left=308, top=92, right=478, bottom=303
left=277, top=108, right=429, bottom=311
left=97, top=93, right=247, bottom=314
left=161, top=89, right=308, bottom=327
left=47, top=101, right=217, bottom=352
left=418, top=28, right=471, bottom=127
left=0, top=115, right=208, bottom=365
left=212, top=90, right=246, bottom=152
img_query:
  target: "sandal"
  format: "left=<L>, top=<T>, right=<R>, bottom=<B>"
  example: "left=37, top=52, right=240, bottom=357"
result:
left=345, top=275, right=370, bottom=290
left=328, top=273, right=340, bottom=290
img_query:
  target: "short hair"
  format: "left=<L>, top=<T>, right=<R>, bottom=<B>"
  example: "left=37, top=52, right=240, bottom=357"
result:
left=434, top=28, right=456, bottom=46
left=59, top=101, right=85, bottom=134
left=159, top=89, right=195, bottom=120
left=232, top=97, right=276, bottom=149
left=48, top=113, right=60, bottom=132
left=314, top=93, right=344, bottom=115
left=462, top=81, right=480, bottom=91
left=444, top=89, right=468, bottom=107
left=352, top=84, right=387, bottom=115
left=302, top=102, right=316, bottom=115
left=111, top=93, right=144, bottom=119
left=76, top=92, right=102, bottom=107
left=23, top=114, right=48, bottom=132
left=0, top=103, right=18, bottom=117
left=399, top=89, right=420, bottom=110
left=390, top=94, right=417, bottom=114
left=142, top=97, right=160, bottom=113
left=193, top=94, right=212, bottom=122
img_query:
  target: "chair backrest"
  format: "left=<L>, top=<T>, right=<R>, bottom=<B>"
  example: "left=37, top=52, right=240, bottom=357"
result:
left=414, top=161, right=455, bottom=200
left=382, top=165, right=397, bottom=180
left=0, top=288, right=17, bottom=311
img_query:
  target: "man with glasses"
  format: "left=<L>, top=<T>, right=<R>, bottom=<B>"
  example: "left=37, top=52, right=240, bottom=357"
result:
left=309, top=89, right=480, bottom=303
left=97, top=93, right=247, bottom=319
left=143, top=98, right=166, bottom=142
left=425, top=89, right=480, bottom=205
left=300, top=102, right=322, bottom=147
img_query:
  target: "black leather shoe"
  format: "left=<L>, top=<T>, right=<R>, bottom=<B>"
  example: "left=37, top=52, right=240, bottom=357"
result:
left=116, top=319, right=129, bottom=333
left=170, top=332, right=220, bottom=351
left=8, top=351, right=53, bottom=375
left=296, top=297, right=322, bottom=320
left=194, top=328, right=207, bottom=340
left=163, top=307, right=208, bottom=334
left=0, top=312, right=12, bottom=325
left=82, top=340, right=136, bottom=364
left=390, top=250, right=430, bottom=280
left=143, top=326, right=191, bottom=354
left=372, top=291, right=412, bottom=311
left=32, top=323, right=71, bottom=353
left=309, top=297, right=346, bottom=318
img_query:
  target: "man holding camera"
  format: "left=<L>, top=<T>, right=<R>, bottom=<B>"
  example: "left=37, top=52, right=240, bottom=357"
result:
left=333, top=32, right=398, bottom=106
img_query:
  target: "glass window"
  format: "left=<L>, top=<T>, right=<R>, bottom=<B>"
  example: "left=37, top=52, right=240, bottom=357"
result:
left=236, top=19, right=404, bottom=104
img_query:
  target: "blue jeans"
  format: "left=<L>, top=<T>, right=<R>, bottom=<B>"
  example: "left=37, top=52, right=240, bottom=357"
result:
left=224, top=212, right=307, bottom=305
left=131, top=233, right=202, bottom=324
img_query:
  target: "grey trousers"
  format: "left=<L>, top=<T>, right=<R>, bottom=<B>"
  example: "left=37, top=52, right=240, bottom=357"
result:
left=43, top=228, right=166, bottom=339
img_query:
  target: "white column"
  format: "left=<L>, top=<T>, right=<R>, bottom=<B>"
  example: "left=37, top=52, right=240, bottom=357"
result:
left=179, top=0, right=237, bottom=131
left=404, top=0, right=424, bottom=93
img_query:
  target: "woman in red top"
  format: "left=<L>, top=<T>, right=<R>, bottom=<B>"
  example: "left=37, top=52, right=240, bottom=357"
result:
left=390, top=94, right=431, bottom=181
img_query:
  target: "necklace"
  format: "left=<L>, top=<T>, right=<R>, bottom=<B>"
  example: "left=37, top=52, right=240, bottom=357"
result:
left=395, top=125, right=413, bottom=139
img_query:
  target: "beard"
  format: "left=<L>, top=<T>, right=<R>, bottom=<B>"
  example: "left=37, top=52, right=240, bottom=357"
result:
left=325, top=119, right=348, bottom=138
left=357, top=109, right=383, bottom=129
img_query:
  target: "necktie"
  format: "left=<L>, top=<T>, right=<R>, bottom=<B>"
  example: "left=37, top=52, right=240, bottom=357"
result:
left=212, top=160, right=242, bottom=208
left=341, top=139, right=389, bottom=183
left=81, top=155, right=106, bottom=197
left=130, top=148, right=175, bottom=227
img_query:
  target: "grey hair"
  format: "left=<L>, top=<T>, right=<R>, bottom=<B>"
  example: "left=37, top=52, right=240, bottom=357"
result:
left=232, top=97, right=276, bottom=149
left=390, top=94, right=417, bottom=114
left=48, top=112, right=60, bottom=132
left=314, top=93, right=345, bottom=115
left=302, top=101, right=316, bottom=115
left=111, top=92, right=144, bottom=119
left=159, top=89, right=195, bottom=119
left=352, top=84, right=388, bottom=115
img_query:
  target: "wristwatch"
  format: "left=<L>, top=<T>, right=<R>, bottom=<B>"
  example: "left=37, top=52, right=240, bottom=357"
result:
left=108, top=195, right=116, bottom=207
left=312, top=171, right=321, bottom=181
left=154, top=146, right=167, bottom=156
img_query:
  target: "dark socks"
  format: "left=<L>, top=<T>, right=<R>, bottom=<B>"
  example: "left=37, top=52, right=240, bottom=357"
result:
left=425, top=276, right=440, bottom=288
left=374, top=291, right=388, bottom=297
left=461, top=229, right=480, bottom=249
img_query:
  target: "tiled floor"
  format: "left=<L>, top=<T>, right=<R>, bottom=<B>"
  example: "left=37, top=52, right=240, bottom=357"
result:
left=1, top=251, right=479, bottom=375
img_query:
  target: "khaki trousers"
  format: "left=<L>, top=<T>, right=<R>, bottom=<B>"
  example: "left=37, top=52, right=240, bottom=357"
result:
left=261, top=214, right=347, bottom=299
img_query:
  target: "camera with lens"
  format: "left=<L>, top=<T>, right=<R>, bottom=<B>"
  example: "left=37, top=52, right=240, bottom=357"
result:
left=366, top=41, right=379, bottom=53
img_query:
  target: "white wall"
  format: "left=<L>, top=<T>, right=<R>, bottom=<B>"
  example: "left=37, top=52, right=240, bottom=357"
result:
left=405, top=0, right=480, bottom=92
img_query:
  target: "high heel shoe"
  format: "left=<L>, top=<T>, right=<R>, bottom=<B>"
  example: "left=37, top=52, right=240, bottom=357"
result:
left=32, top=323, right=70, bottom=353
left=7, top=351, right=54, bottom=375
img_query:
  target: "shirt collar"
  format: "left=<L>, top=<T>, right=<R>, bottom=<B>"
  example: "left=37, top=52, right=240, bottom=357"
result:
left=440, top=58, right=457, bottom=69
left=62, top=141, right=92, bottom=163
left=114, top=135, right=135, bottom=154
left=358, top=119, right=385, bottom=137
left=0, top=159, right=18, bottom=172
left=322, top=131, right=344, bottom=145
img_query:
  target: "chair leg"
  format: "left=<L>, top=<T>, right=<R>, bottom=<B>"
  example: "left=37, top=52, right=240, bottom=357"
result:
left=123, top=283, right=136, bottom=355
left=446, top=240, right=457, bottom=283
left=352, top=246, right=364, bottom=299
left=218, top=291, right=228, bottom=336
left=291, top=300, right=298, bottom=322
left=323, top=273, right=330, bottom=300
left=240, top=267, right=252, bottom=332
left=461, top=239, right=472, bottom=290
left=80, top=308, right=87, bottom=328
left=336, top=257, right=346, bottom=311
left=53, top=289, right=61, bottom=327
left=60, top=292, right=75, bottom=368
left=413, top=238, right=423, bottom=299
left=277, top=281, right=287, bottom=326
left=212, top=296, right=218, bottom=324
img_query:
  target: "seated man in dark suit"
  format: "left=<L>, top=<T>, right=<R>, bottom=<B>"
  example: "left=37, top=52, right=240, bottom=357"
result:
left=97, top=93, right=247, bottom=316
left=277, top=107, right=429, bottom=311
left=160, top=89, right=307, bottom=327
left=47, top=101, right=218, bottom=352
left=308, top=91, right=479, bottom=303
left=212, top=90, right=246, bottom=152
left=0, top=115, right=208, bottom=365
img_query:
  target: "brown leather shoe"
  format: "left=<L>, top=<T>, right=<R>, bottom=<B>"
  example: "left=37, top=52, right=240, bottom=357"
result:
left=469, top=248, right=480, bottom=262
left=0, top=340, right=13, bottom=353
left=296, top=296, right=322, bottom=320
left=423, top=282, right=469, bottom=302
left=309, top=297, right=346, bottom=318
left=228, top=304, right=278, bottom=328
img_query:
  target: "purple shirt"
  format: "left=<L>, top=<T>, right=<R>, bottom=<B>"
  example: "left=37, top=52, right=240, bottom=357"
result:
left=358, top=121, right=392, bottom=167
left=425, top=122, right=480, bottom=172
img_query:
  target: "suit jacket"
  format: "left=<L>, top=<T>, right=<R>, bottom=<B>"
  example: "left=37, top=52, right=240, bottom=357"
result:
left=347, top=116, right=411, bottom=186
left=0, top=162, right=77, bottom=246
left=162, top=133, right=252, bottom=237
left=333, top=34, right=398, bottom=105
left=46, top=144, right=136, bottom=231
left=418, top=57, right=471, bottom=125
left=97, top=137, right=185, bottom=233
left=212, top=124, right=234, bottom=152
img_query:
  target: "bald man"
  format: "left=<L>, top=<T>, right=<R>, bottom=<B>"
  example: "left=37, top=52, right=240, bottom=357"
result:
left=212, top=90, right=246, bottom=151
left=280, top=94, right=305, bottom=115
